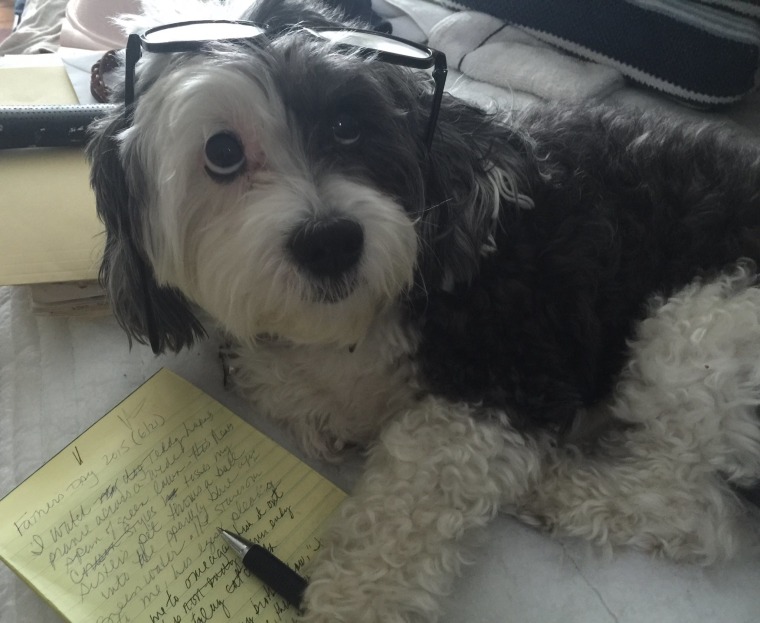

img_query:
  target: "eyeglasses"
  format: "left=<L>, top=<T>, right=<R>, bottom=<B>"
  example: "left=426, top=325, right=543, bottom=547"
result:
left=123, top=20, right=447, bottom=354
left=124, top=20, right=448, bottom=150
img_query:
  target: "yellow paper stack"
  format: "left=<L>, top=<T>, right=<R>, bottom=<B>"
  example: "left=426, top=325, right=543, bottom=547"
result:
left=0, top=54, right=106, bottom=314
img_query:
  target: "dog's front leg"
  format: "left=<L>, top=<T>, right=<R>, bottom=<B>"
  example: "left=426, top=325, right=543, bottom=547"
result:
left=301, top=397, right=541, bottom=623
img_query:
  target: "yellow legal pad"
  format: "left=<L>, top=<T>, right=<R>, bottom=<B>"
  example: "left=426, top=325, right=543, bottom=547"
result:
left=0, top=56, right=103, bottom=285
left=0, top=369, right=346, bottom=623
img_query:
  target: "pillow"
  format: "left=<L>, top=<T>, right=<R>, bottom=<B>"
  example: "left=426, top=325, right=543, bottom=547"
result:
left=60, top=0, right=138, bottom=50
left=431, top=0, right=760, bottom=106
left=697, top=0, right=760, bottom=18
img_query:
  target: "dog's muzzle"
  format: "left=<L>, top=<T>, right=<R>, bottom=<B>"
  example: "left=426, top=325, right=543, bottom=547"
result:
left=287, top=217, right=364, bottom=300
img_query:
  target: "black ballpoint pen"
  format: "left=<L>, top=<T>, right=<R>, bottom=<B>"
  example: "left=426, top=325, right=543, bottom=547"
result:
left=218, top=528, right=307, bottom=609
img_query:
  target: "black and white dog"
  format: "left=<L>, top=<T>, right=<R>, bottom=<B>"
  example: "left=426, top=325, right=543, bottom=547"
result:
left=89, top=0, right=760, bottom=620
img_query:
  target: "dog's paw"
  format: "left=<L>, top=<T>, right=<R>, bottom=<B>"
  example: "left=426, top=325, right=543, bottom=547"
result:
left=299, top=570, right=435, bottom=623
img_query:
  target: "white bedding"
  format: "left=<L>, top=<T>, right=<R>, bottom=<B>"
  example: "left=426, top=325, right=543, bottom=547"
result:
left=2, top=1, right=760, bottom=621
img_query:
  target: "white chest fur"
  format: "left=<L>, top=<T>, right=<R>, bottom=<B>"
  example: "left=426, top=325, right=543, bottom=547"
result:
left=231, top=307, right=422, bottom=459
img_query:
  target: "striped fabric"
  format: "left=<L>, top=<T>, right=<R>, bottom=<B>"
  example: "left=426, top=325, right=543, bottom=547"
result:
left=430, top=0, right=760, bottom=105
left=698, top=0, right=760, bottom=17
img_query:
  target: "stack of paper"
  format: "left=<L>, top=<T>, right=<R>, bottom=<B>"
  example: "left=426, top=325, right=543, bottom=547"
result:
left=0, top=54, right=106, bottom=313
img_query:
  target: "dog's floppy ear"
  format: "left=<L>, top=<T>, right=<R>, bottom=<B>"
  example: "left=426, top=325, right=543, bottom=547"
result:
left=88, top=112, right=206, bottom=353
left=416, top=95, right=536, bottom=291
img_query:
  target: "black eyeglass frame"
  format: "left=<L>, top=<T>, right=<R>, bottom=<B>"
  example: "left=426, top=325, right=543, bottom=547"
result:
left=124, top=20, right=447, bottom=149
left=124, top=20, right=268, bottom=111
left=121, top=20, right=448, bottom=354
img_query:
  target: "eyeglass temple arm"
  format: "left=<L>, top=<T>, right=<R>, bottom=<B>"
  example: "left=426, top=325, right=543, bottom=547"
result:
left=424, top=51, right=447, bottom=152
left=124, top=34, right=143, bottom=112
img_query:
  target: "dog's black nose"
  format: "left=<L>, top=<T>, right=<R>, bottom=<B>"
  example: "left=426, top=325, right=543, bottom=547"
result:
left=288, top=217, right=364, bottom=278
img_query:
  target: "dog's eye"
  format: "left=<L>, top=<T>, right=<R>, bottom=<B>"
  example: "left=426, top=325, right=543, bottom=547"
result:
left=204, top=132, right=245, bottom=179
left=332, top=113, right=360, bottom=145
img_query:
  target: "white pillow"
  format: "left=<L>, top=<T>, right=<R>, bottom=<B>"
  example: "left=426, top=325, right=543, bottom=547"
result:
left=59, top=0, right=139, bottom=50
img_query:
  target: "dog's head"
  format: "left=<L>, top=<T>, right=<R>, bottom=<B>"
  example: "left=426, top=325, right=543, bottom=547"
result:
left=89, top=0, right=531, bottom=352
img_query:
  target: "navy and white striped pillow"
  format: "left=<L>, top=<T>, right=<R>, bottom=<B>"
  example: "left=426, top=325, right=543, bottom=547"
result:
left=431, top=0, right=760, bottom=106
left=698, top=0, right=760, bottom=18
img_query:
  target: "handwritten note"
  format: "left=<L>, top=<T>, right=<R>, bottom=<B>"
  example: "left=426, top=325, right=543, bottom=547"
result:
left=0, top=369, right=346, bottom=623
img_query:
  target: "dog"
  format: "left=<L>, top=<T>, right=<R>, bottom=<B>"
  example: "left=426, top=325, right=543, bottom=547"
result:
left=88, top=0, right=760, bottom=621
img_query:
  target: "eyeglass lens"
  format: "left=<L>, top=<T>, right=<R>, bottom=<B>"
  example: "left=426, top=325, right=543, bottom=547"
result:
left=142, top=21, right=266, bottom=44
left=313, top=29, right=430, bottom=59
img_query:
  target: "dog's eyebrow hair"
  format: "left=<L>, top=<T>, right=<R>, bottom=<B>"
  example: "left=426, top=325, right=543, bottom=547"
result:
left=225, top=57, right=273, bottom=103
left=247, top=74, right=273, bottom=102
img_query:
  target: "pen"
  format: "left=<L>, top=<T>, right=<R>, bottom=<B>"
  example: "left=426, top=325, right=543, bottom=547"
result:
left=218, top=528, right=307, bottom=609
